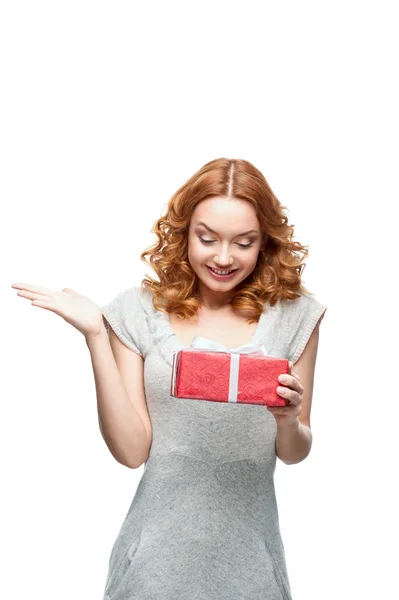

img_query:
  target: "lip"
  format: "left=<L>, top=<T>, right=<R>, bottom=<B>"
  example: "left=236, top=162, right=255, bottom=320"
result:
left=205, top=265, right=239, bottom=281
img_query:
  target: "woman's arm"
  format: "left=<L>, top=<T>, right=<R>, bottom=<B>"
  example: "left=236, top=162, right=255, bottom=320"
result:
left=275, top=322, right=321, bottom=464
left=86, top=326, right=151, bottom=469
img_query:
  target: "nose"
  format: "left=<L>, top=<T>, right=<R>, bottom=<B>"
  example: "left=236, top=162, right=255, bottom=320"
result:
left=213, top=246, right=234, bottom=268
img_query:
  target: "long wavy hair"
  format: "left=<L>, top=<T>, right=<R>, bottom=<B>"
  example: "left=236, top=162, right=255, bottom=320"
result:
left=140, top=158, right=313, bottom=324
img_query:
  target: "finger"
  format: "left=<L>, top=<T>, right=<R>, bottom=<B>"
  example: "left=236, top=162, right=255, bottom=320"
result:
left=289, top=378, right=303, bottom=395
left=291, top=370, right=302, bottom=385
left=277, top=386, right=293, bottom=402
left=11, top=283, right=56, bottom=296
left=279, top=383, right=303, bottom=404
left=268, top=400, right=294, bottom=412
left=290, top=371, right=304, bottom=390
left=17, top=289, right=51, bottom=301
left=279, top=373, right=301, bottom=393
left=291, top=371, right=304, bottom=389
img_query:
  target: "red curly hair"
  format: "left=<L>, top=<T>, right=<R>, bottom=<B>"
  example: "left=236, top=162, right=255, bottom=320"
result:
left=140, top=157, right=313, bottom=324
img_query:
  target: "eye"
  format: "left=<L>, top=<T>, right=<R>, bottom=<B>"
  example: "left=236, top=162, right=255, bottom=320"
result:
left=199, top=237, right=253, bottom=249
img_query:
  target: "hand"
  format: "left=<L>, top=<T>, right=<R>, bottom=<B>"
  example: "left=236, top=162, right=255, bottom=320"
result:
left=11, top=282, right=105, bottom=340
left=267, top=361, right=304, bottom=427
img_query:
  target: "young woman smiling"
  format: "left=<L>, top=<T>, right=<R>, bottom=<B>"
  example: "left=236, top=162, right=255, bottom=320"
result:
left=12, top=157, right=327, bottom=600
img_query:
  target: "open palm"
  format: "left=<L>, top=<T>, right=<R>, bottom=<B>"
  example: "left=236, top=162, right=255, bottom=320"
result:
left=11, top=282, right=104, bottom=339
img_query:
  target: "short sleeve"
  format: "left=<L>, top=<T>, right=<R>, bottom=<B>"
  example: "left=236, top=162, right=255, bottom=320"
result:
left=283, top=292, right=327, bottom=364
left=101, top=287, right=143, bottom=356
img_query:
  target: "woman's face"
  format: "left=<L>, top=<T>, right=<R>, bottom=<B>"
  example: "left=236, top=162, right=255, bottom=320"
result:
left=187, top=196, right=263, bottom=305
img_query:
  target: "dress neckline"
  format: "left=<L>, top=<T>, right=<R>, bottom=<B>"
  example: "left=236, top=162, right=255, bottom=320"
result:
left=138, top=286, right=275, bottom=368
left=160, top=306, right=267, bottom=351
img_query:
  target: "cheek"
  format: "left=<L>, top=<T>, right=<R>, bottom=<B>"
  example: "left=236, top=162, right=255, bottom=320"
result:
left=243, top=249, right=260, bottom=267
left=188, top=242, right=208, bottom=262
left=188, top=243, right=205, bottom=267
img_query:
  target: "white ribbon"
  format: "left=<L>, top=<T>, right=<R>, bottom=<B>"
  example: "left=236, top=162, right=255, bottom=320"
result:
left=171, top=336, right=269, bottom=403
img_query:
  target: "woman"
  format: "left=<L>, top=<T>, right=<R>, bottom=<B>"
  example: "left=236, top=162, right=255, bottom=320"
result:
left=12, top=157, right=327, bottom=599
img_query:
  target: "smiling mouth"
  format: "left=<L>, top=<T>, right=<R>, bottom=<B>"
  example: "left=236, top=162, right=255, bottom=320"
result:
left=207, top=266, right=238, bottom=275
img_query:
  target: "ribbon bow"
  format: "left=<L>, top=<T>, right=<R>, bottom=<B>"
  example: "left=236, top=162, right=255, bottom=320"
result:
left=173, top=336, right=269, bottom=402
left=190, top=335, right=268, bottom=356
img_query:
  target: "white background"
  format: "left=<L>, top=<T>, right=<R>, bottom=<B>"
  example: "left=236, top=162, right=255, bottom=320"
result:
left=2, top=1, right=398, bottom=598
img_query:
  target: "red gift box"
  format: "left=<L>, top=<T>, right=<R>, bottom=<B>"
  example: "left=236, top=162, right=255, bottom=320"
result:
left=170, top=337, right=289, bottom=406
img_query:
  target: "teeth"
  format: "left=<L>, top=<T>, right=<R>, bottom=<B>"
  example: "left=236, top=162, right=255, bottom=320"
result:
left=210, top=267, right=233, bottom=275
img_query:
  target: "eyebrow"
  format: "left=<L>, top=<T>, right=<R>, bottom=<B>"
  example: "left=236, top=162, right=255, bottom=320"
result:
left=195, top=221, right=259, bottom=236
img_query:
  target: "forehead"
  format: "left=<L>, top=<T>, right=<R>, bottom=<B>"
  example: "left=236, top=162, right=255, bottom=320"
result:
left=191, top=197, right=260, bottom=231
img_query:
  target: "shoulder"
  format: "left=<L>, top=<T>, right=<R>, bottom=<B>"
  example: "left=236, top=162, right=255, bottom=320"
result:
left=277, top=290, right=326, bottom=323
left=134, top=285, right=157, bottom=316
left=101, top=286, right=153, bottom=356
left=262, top=290, right=327, bottom=364
left=281, top=291, right=327, bottom=364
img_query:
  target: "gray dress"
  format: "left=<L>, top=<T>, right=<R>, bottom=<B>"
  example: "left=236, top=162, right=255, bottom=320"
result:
left=100, top=286, right=327, bottom=600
